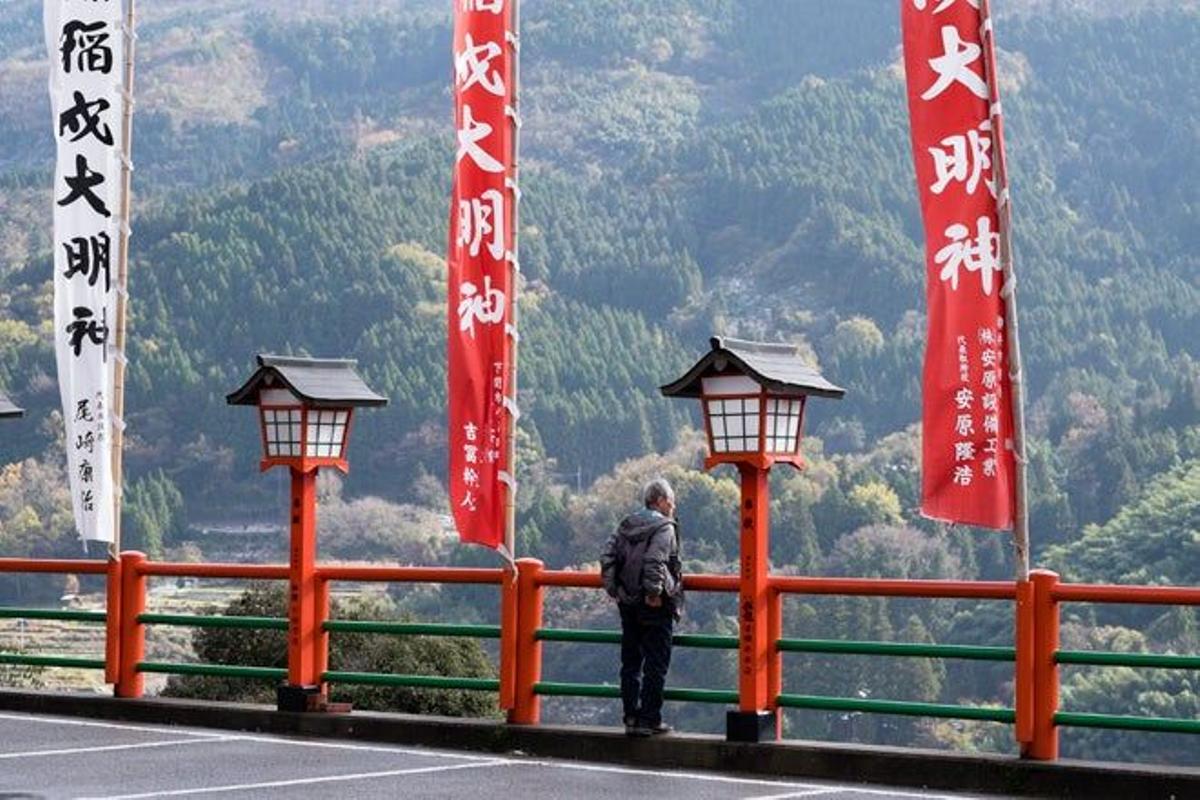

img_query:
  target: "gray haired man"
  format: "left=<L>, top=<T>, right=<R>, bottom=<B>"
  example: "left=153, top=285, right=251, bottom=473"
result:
left=600, top=477, right=683, bottom=736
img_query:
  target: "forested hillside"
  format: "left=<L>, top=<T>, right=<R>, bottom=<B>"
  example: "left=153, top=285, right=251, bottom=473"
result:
left=0, top=0, right=1196, bottom=762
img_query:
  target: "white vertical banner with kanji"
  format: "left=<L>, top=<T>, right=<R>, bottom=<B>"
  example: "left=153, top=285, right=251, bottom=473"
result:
left=45, top=0, right=124, bottom=542
left=447, top=0, right=517, bottom=550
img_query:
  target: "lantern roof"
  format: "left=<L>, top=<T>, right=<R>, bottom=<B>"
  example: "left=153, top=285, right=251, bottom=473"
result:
left=0, top=390, right=22, bottom=419
left=660, top=336, right=845, bottom=400
left=226, top=354, right=388, bottom=409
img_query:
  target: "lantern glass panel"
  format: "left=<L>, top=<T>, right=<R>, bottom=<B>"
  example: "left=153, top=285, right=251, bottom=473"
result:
left=262, top=407, right=302, bottom=457
left=706, top=395, right=762, bottom=454
left=764, top=397, right=803, bottom=454
left=306, top=408, right=350, bottom=458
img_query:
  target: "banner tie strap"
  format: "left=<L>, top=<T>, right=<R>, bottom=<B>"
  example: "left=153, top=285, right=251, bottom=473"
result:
left=1000, top=271, right=1016, bottom=298
left=505, top=31, right=520, bottom=50
left=505, top=177, right=521, bottom=202
left=502, top=396, right=520, bottom=421
left=505, top=106, right=523, bottom=127
left=505, top=324, right=520, bottom=341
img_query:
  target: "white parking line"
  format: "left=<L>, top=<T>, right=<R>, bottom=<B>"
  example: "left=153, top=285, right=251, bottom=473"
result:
left=743, top=790, right=845, bottom=800
left=0, top=712, right=226, bottom=738
left=0, top=737, right=236, bottom=760
left=77, top=758, right=516, bottom=799
left=0, top=712, right=500, bottom=762
left=227, top=732, right=502, bottom=761
left=522, top=759, right=822, bottom=789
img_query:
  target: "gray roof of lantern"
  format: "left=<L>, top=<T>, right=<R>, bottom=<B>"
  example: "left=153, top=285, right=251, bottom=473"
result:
left=660, top=337, right=845, bottom=400
left=0, top=390, right=22, bottom=418
left=226, top=354, right=388, bottom=408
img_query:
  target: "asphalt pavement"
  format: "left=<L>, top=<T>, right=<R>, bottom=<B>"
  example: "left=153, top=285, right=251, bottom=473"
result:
left=0, top=711, right=1006, bottom=799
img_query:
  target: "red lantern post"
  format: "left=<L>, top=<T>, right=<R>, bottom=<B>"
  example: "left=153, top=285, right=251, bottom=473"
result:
left=662, top=337, right=844, bottom=741
left=227, top=355, right=386, bottom=711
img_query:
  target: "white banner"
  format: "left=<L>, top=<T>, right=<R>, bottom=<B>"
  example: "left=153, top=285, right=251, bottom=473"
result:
left=45, top=0, right=125, bottom=543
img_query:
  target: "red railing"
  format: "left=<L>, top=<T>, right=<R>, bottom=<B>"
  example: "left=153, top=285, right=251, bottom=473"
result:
left=2, top=555, right=1199, bottom=761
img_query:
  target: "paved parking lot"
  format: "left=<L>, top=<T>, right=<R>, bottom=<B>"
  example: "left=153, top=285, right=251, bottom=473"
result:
left=0, top=711, right=1005, bottom=799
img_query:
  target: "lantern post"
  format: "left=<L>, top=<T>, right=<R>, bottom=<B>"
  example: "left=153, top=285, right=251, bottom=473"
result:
left=227, top=355, right=386, bottom=711
left=661, top=337, right=843, bottom=742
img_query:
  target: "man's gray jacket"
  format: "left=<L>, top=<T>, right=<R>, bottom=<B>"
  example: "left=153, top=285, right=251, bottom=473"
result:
left=600, top=507, right=682, bottom=607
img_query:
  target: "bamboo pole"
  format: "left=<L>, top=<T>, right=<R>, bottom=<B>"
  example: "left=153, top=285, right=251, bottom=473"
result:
left=503, top=0, right=521, bottom=559
left=110, top=0, right=138, bottom=555
left=979, top=0, right=1030, bottom=581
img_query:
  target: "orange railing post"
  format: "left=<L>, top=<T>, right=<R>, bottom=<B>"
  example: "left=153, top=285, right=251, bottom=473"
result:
left=104, top=554, right=122, bottom=685
left=1014, top=576, right=1035, bottom=746
left=313, top=576, right=331, bottom=698
left=499, top=563, right=518, bottom=711
left=509, top=558, right=543, bottom=724
left=767, top=585, right=783, bottom=740
left=1023, top=569, right=1060, bottom=760
left=115, top=551, right=146, bottom=698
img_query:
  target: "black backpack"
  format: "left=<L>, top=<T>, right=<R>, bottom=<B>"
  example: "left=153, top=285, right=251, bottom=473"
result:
left=615, top=533, right=653, bottom=601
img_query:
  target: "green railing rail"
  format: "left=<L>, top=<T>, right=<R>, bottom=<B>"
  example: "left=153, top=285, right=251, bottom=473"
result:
left=129, top=616, right=502, bottom=690
left=0, top=608, right=107, bottom=672
left=322, top=672, right=499, bottom=691
left=777, top=694, right=1016, bottom=724
left=0, top=653, right=105, bottom=670
left=778, top=638, right=1015, bottom=662
left=1054, top=712, right=1200, bottom=735
left=138, top=613, right=287, bottom=631
left=1056, top=650, right=1200, bottom=670
left=534, top=681, right=738, bottom=705
left=138, top=661, right=286, bottom=680
left=536, top=627, right=737, bottom=650
left=0, top=608, right=106, bottom=623
left=323, top=621, right=500, bottom=638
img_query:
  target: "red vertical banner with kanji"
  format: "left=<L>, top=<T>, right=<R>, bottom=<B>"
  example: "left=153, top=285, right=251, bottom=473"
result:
left=902, top=0, right=1015, bottom=529
left=448, top=0, right=517, bottom=549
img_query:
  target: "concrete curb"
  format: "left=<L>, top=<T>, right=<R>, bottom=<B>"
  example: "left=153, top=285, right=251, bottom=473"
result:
left=1, top=690, right=1197, bottom=798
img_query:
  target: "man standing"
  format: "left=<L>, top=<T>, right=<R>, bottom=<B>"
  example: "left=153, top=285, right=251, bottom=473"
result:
left=601, top=477, right=683, bottom=737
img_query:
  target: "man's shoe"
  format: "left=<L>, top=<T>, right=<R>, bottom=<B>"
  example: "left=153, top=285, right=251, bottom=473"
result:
left=646, top=721, right=673, bottom=736
left=625, top=723, right=652, bottom=737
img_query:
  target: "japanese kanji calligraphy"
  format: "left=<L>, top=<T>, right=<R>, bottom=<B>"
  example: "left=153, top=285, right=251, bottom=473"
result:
left=448, top=0, right=518, bottom=550
left=46, top=0, right=125, bottom=543
left=902, top=0, right=1015, bottom=529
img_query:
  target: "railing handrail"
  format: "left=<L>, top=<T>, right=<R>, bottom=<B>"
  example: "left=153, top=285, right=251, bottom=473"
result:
left=316, top=565, right=505, bottom=584
left=536, top=569, right=739, bottom=592
left=770, top=575, right=1017, bottom=600
left=1052, top=583, right=1200, bottom=606
left=0, top=558, right=107, bottom=575
left=7, top=557, right=1199, bottom=605
left=137, top=561, right=289, bottom=580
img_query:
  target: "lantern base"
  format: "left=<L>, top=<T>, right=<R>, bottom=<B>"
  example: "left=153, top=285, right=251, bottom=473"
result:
left=726, top=710, right=779, bottom=742
left=276, top=683, right=322, bottom=712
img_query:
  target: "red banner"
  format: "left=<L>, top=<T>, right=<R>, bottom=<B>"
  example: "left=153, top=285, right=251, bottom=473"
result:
left=448, top=0, right=517, bottom=549
left=902, top=0, right=1015, bottom=529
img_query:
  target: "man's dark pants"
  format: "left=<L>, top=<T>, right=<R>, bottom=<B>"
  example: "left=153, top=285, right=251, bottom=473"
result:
left=619, top=603, right=674, bottom=725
